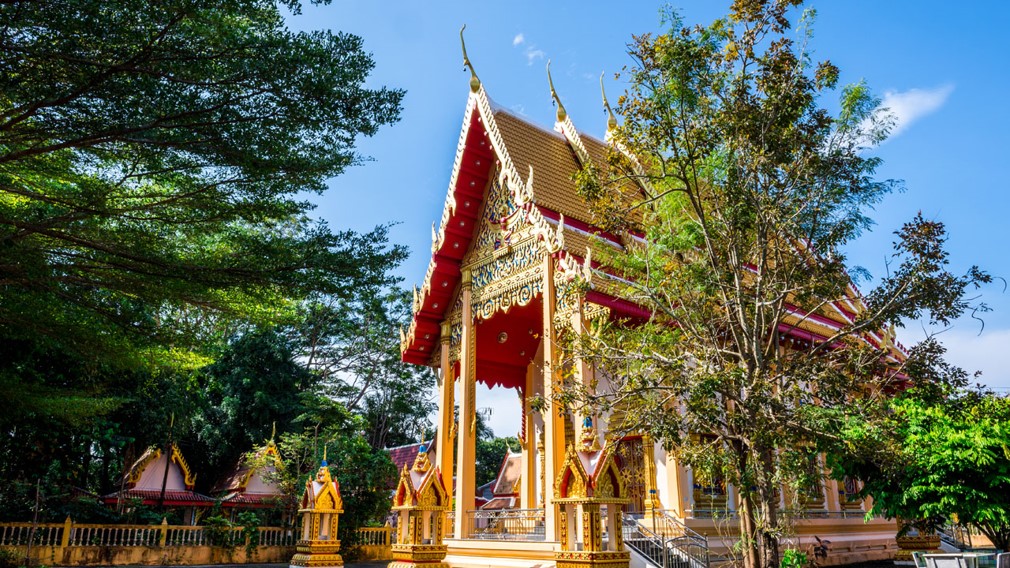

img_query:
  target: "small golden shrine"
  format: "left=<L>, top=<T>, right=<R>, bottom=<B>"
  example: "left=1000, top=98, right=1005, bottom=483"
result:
left=290, top=454, right=344, bottom=568
left=554, top=441, right=630, bottom=568
left=390, top=445, right=451, bottom=568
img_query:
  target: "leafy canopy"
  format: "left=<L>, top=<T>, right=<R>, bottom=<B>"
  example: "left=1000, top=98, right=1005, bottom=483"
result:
left=0, top=0, right=404, bottom=362
left=568, top=2, right=989, bottom=567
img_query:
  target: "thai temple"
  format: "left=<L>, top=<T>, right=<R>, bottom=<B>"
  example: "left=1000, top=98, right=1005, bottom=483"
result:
left=397, top=31, right=901, bottom=568
left=213, top=437, right=290, bottom=517
left=102, top=442, right=213, bottom=524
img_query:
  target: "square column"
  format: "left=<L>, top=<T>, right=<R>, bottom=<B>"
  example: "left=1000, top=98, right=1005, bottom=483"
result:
left=521, top=364, right=536, bottom=508
left=436, top=322, right=455, bottom=499
left=454, top=270, right=476, bottom=539
left=542, top=256, right=566, bottom=542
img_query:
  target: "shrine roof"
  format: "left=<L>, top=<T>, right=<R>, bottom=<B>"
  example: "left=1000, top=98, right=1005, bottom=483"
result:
left=490, top=450, right=522, bottom=497
left=101, top=489, right=214, bottom=507
left=212, top=441, right=282, bottom=494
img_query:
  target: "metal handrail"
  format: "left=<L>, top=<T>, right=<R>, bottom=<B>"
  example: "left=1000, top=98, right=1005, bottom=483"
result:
left=622, top=511, right=709, bottom=568
left=463, top=508, right=545, bottom=541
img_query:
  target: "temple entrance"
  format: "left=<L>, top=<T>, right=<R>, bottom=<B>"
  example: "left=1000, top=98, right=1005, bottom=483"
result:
left=460, top=297, right=548, bottom=541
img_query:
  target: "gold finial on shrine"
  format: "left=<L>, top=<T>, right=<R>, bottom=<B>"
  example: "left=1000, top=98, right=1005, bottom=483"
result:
left=547, top=60, right=566, bottom=122
left=460, top=25, right=480, bottom=93
left=600, top=72, right=618, bottom=132
left=270, top=422, right=276, bottom=441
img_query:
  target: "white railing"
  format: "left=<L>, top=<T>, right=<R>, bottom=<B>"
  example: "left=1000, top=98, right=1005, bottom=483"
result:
left=0, top=519, right=295, bottom=549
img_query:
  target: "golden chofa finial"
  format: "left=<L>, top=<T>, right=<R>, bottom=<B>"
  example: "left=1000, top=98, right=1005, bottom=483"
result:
left=547, top=60, right=566, bottom=122
left=460, top=25, right=480, bottom=93
left=600, top=72, right=618, bottom=131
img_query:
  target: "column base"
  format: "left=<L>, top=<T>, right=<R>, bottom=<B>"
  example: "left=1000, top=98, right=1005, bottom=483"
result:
left=290, top=542, right=343, bottom=568
left=555, top=550, right=630, bottom=568
left=391, top=543, right=449, bottom=567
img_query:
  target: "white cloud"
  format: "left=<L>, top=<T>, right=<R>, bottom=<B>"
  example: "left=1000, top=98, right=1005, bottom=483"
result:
left=512, top=33, right=525, bottom=47
left=525, top=46, right=545, bottom=66
left=918, top=326, right=1010, bottom=392
left=878, top=84, right=954, bottom=138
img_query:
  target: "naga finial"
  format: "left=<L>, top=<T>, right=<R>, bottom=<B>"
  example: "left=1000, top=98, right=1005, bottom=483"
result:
left=460, top=25, right=480, bottom=93
left=600, top=72, right=618, bottom=131
left=271, top=421, right=276, bottom=441
left=547, top=60, right=566, bottom=122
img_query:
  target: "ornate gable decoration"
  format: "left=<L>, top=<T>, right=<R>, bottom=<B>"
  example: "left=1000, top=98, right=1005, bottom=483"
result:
left=126, top=443, right=197, bottom=490
left=299, top=462, right=343, bottom=513
left=554, top=444, right=628, bottom=503
left=393, top=453, right=449, bottom=512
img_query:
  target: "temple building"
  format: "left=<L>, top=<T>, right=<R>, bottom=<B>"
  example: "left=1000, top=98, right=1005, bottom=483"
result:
left=214, top=437, right=291, bottom=519
left=398, top=31, right=900, bottom=568
left=102, top=443, right=213, bottom=524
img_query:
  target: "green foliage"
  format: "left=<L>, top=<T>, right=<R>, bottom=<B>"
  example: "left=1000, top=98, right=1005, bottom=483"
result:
left=0, top=0, right=404, bottom=366
left=831, top=391, right=1010, bottom=551
left=0, top=547, right=19, bottom=568
left=780, top=549, right=808, bottom=568
left=476, top=436, right=520, bottom=488
left=569, top=2, right=990, bottom=568
left=293, top=286, right=436, bottom=449
left=237, top=511, right=262, bottom=556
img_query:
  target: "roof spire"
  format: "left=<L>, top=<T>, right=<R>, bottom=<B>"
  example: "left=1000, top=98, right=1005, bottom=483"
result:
left=547, top=60, right=566, bottom=122
left=270, top=421, right=276, bottom=442
left=460, top=25, right=480, bottom=93
left=600, top=72, right=618, bottom=132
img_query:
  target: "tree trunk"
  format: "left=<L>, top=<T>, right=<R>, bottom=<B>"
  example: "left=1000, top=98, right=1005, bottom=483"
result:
left=975, top=523, right=1009, bottom=552
left=739, top=493, right=761, bottom=568
left=757, top=449, right=781, bottom=568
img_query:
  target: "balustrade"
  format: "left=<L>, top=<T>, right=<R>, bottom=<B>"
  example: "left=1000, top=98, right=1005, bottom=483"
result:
left=462, top=508, right=546, bottom=541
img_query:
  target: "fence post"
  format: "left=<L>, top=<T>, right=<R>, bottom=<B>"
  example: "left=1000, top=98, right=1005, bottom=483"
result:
left=159, top=518, right=168, bottom=547
left=61, top=516, right=72, bottom=548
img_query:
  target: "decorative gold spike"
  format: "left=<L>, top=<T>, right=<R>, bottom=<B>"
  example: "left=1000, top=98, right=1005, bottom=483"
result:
left=547, top=60, right=566, bottom=122
left=271, top=422, right=276, bottom=441
left=460, top=25, right=480, bottom=93
left=322, top=445, right=327, bottom=463
left=600, top=72, right=618, bottom=131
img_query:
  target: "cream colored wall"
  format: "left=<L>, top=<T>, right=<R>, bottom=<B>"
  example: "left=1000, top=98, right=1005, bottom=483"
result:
left=11, top=544, right=295, bottom=566
left=135, top=453, right=186, bottom=491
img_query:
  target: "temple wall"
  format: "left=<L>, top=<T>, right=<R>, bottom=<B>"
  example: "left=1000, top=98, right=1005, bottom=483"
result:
left=135, top=454, right=186, bottom=491
left=244, top=467, right=275, bottom=493
left=8, top=544, right=295, bottom=566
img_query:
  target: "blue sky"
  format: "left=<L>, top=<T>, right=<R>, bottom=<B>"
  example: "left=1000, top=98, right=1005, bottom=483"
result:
left=287, top=1, right=1010, bottom=435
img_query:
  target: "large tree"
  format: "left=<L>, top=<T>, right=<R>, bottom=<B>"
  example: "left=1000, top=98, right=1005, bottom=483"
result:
left=568, top=2, right=989, bottom=568
left=0, top=0, right=404, bottom=364
left=832, top=390, right=1010, bottom=552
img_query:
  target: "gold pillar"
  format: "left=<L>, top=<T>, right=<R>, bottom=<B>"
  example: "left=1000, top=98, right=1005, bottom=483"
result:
left=642, top=434, right=662, bottom=516
left=542, top=256, right=566, bottom=541
left=454, top=269, right=476, bottom=539
left=436, top=322, right=454, bottom=496
left=521, top=365, right=536, bottom=508
left=571, top=298, right=599, bottom=449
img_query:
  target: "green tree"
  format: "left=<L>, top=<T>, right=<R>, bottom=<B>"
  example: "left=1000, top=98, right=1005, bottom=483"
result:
left=0, top=0, right=404, bottom=365
left=569, top=2, right=989, bottom=567
left=188, top=328, right=314, bottom=487
left=294, top=287, right=435, bottom=450
left=832, top=391, right=1010, bottom=552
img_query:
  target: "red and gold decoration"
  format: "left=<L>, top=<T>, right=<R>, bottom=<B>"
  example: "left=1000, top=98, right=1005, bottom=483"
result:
left=290, top=454, right=344, bottom=568
left=389, top=445, right=451, bottom=568
left=554, top=443, right=631, bottom=568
